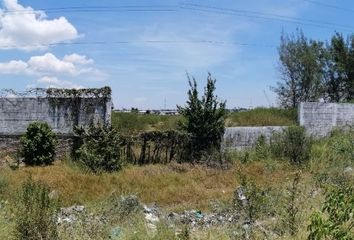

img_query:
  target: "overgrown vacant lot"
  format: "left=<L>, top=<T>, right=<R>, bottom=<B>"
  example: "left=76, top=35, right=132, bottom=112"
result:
left=111, top=107, right=297, bottom=134
left=1, top=129, right=353, bottom=239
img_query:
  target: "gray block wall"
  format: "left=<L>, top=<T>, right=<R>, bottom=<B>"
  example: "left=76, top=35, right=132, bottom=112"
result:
left=299, top=102, right=354, bottom=137
left=0, top=97, right=112, bottom=135
left=222, top=126, right=286, bottom=150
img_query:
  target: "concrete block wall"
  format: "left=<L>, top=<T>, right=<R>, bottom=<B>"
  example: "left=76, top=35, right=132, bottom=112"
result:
left=0, top=97, right=112, bottom=135
left=222, top=126, right=286, bottom=150
left=299, top=102, right=354, bottom=137
left=0, top=134, right=74, bottom=163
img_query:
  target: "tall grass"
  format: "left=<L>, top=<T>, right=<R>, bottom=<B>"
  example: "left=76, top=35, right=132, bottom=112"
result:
left=226, top=108, right=297, bottom=127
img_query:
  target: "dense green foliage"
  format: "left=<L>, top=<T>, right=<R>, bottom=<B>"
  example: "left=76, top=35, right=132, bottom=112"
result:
left=275, top=30, right=354, bottom=107
left=275, top=29, right=324, bottom=108
left=74, top=125, right=122, bottom=173
left=21, top=122, right=57, bottom=166
left=177, top=73, right=227, bottom=160
left=14, top=179, right=59, bottom=240
left=308, top=184, right=354, bottom=240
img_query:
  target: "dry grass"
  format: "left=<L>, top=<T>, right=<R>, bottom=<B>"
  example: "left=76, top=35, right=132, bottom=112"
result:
left=0, top=160, right=295, bottom=211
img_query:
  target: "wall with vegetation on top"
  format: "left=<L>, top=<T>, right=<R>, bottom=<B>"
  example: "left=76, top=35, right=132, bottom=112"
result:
left=0, top=97, right=112, bottom=135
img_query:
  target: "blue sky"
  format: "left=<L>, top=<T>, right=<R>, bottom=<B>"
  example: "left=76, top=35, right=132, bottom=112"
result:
left=0, top=0, right=353, bottom=109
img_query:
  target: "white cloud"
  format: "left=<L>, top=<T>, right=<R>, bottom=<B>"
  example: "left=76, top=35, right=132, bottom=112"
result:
left=63, top=54, right=94, bottom=65
left=0, top=0, right=79, bottom=50
left=0, top=52, right=103, bottom=77
left=0, top=52, right=105, bottom=88
left=37, top=76, right=83, bottom=89
left=0, top=60, right=27, bottom=74
left=28, top=53, right=78, bottom=75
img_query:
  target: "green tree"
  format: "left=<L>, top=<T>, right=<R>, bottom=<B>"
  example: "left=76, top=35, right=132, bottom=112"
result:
left=274, top=30, right=325, bottom=108
left=177, top=73, right=226, bottom=161
left=323, top=33, right=348, bottom=102
left=345, top=35, right=354, bottom=101
left=21, top=122, right=57, bottom=166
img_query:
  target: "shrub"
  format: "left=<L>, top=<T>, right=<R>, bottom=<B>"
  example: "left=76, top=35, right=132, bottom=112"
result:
left=308, top=184, right=354, bottom=240
left=272, top=126, right=311, bottom=165
left=74, top=124, right=122, bottom=173
left=177, top=73, right=227, bottom=161
left=254, top=135, right=271, bottom=160
left=14, top=178, right=59, bottom=240
left=21, top=121, right=57, bottom=166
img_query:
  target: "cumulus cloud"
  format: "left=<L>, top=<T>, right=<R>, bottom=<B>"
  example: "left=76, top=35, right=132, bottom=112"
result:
left=0, top=52, right=105, bottom=88
left=63, top=54, right=94, bottom=65
left=0, top=60, right=27, bottom=74
left=37, top=76, right=83, bottom=89
left=0, top=0, right=79, bottom=50
left=0, top=52, right=99, bottom=76
left=28, top=53, right=78, bottom=75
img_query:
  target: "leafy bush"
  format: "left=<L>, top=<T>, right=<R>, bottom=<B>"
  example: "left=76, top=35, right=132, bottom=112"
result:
left=74, top=125, right=122, bottom=173
left=272, top=126, right=312, bottom=165
left=21, top=121, right=57, bottom=166
left=14, top=179, right=59, bottom=240
left=308, top=184, right=354, bottom=240
left=177, top=73, right=227, bottom=161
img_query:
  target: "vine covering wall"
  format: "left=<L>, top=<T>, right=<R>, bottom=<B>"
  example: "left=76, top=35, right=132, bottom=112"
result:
left=0, top=87, right=112, bottom=135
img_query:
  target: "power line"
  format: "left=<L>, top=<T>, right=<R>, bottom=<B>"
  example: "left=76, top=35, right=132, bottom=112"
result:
left=1, top=3, right=352, bottom=32
left=0, top=40, right=277, bottom=49
left=303, top=0, right=354, bottom=13
left=180, top=3, right=354, bottom=32
left=1, top=5, right=177, bottom=15
left=1, top=3, right=353, bottom=30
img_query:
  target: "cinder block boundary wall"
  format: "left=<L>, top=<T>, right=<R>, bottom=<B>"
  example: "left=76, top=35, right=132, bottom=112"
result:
left=299, top=102, right=354, bottom=137
left=222, top=126, right=287, bottom=151
left=0, top=97, right=112, bottom=135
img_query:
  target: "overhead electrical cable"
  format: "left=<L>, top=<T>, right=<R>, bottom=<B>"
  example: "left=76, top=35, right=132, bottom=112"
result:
left=303, top=0, right=354, bottom=13
left=0, top=40, right=276, bottom=49
left=179, top=3, right=354, bottom=32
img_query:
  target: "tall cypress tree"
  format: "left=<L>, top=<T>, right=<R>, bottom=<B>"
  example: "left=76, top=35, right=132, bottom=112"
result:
left=177, top=73, right=226, bottom=162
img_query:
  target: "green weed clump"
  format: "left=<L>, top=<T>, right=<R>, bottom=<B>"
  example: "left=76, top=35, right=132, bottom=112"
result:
left=14, top=178, right=59, bottom=240
left=308, top=183, right=354, bottom=240
left=21, top=121, right=57, bottom=166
